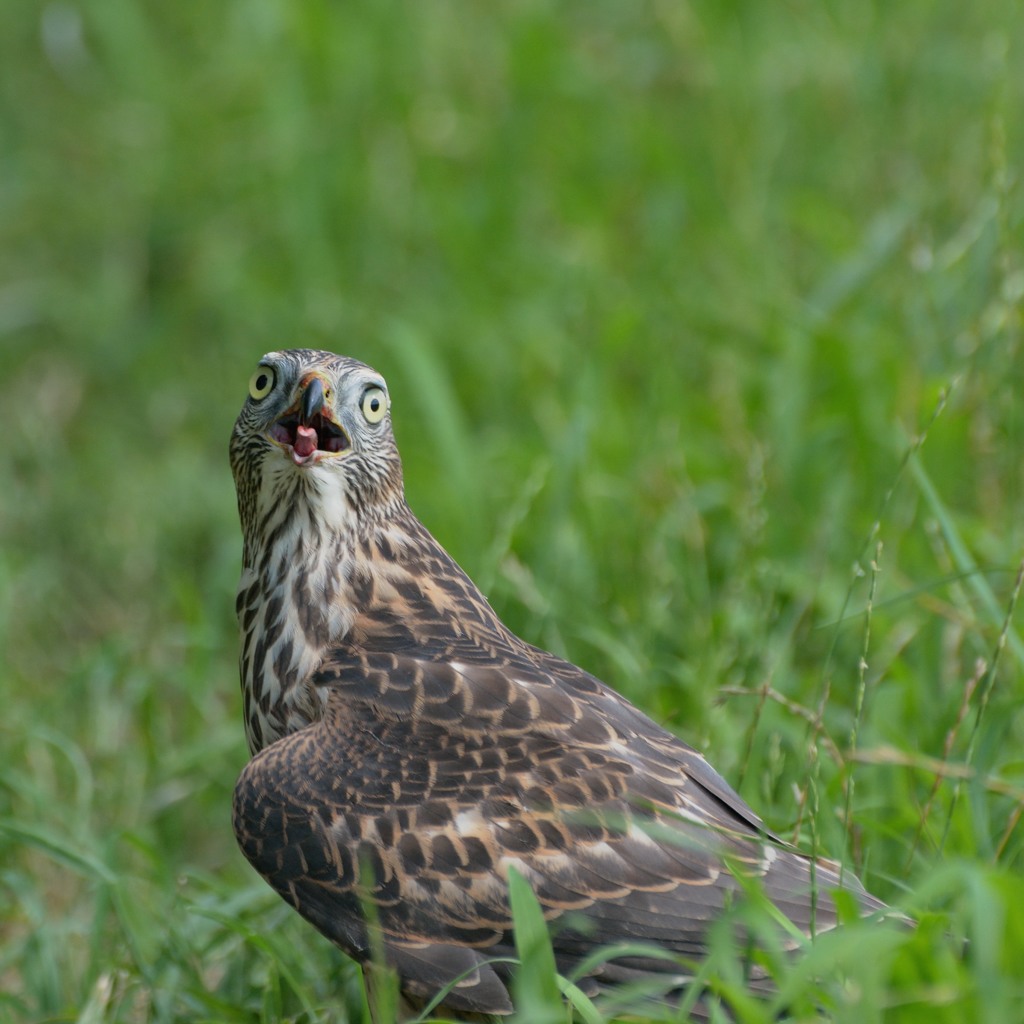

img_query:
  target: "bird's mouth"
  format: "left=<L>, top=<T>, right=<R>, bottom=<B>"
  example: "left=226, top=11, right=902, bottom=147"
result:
left=269, top=377, right=350, bottom=466
left=270, top=413, right=349, bottom=464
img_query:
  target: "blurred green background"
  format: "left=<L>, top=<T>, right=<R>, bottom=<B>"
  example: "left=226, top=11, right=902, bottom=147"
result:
left=2, top=1, right=1022, bottom=1021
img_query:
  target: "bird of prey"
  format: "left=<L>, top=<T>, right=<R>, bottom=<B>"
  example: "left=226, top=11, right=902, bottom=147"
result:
left=230, top=348, right=884, bottom=1020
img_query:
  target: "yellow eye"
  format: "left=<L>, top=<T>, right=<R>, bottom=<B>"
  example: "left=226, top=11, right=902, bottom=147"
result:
left=361, top=386, right=387, bottom=424
left=248, top=366, right=276, bottom=401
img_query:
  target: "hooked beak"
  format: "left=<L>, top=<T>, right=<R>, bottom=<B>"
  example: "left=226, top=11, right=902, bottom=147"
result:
left=300, top=376, right=325, bottom=425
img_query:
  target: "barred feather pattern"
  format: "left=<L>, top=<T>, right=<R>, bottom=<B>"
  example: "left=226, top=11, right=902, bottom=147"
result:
left=229, top=349, right=886, bottom=1019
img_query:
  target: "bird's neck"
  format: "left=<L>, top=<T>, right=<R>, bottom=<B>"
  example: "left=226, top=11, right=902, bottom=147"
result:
left=236, top=472, right=370, bottom=753
left=237, top=484, right=508, bottom=754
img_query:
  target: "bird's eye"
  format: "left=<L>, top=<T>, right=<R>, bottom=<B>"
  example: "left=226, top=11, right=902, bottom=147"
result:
left=361, top=386, right=387, bottom=424
left=249, top=366, right=276, bottom=401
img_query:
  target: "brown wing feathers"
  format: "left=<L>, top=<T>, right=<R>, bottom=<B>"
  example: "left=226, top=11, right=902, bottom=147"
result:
left=234, top=630, right=877, bottom=1011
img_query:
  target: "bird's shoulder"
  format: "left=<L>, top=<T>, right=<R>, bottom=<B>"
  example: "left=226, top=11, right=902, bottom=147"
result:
left=302, top=619, right=768, bottom=841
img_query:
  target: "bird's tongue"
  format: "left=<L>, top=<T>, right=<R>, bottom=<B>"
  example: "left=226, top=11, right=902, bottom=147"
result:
left=294, top=425, right=318, bottom=458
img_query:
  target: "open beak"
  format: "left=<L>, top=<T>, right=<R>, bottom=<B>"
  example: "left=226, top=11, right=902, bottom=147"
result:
left=269, top=376, right=350, bottom=465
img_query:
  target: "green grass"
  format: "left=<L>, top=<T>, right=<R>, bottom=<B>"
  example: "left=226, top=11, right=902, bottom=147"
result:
left=2, top=1, right=1023, bottom=1021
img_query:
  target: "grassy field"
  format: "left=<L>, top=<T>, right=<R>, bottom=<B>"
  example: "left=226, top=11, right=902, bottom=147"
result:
left=2, top=2, right=1023, bottom=1021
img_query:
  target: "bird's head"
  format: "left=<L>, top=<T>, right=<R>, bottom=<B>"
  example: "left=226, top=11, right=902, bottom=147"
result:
left=230, top=349, right=404, bottom=555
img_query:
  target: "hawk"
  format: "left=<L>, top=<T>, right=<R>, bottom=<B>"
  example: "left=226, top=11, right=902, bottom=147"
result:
left=230, top=348, right=884, bottom=1019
